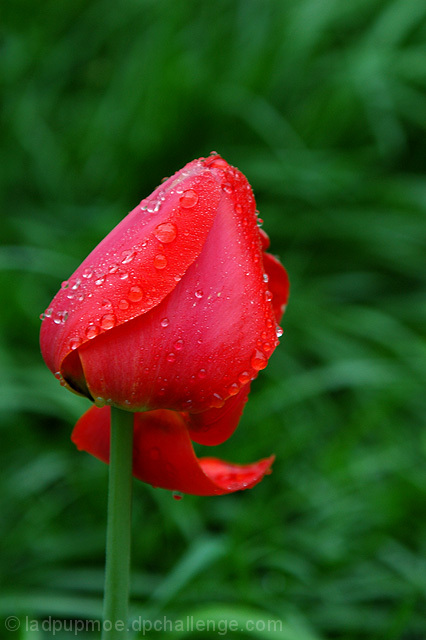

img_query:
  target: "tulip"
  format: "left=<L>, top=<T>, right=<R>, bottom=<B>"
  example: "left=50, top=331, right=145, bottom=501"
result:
left=40, top=154, right=289, bottom=496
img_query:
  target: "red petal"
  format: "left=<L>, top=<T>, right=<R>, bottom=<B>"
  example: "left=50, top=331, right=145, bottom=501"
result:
left=40, top=158, right=222, bottom=388
left=71, top=406, right=274, bottom=496
left=263, top=252, right=290, bottom=323
left=76, top=160, right=280, bottom=411
left=188, top=384, right=250, bottom=445
left=259, top=228, right=271, bottom=250
left=198, top=456, right=275, bottom=492
left=72, top=405, right=110, bottom=463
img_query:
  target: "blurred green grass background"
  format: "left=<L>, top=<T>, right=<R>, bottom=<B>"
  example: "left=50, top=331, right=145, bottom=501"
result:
left=1, top=0, right=426, bottom=638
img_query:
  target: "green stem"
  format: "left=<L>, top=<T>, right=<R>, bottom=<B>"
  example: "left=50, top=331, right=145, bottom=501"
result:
left=102, top=407, right=134, bottom=639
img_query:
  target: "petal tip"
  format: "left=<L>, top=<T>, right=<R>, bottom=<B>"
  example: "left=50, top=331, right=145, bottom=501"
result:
left=199, top=453, right=275, bottom=494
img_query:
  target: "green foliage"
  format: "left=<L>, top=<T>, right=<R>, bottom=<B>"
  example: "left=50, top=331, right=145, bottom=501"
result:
left=1, top=0, right=426, bottom=638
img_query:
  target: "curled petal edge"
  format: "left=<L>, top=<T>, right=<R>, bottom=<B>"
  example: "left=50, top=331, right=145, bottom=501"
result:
left=71, top=406, right=274, bottom=496
left=263, top=252, right=290, bottom=324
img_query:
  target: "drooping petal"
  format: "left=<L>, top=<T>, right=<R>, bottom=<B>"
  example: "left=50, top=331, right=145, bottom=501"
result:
left=262, top=252, right=290, bottom=323
left=72, top=405, right=111, bottom=463
left=198, top=457, right=275, bottom=492
left=71, top=405, right=274, bottom=496
left=77, top=159, right=281, bottom=411
left=187, top=384, right=250, bottom=446
left=40, top=159, right=222, bottom=392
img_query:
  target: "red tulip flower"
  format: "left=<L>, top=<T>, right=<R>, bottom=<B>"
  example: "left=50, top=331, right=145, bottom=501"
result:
left=40, top=154, right=289, bottom=496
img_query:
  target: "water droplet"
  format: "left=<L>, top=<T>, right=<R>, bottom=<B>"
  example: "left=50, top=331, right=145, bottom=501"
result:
left=128, top=286, right=143, bottom=302
left=95, top=276, right=105, bottom=286
left=121, top=249, right=136, bottom=264
left=222, top=182, right=233, bottom=194
left=263, top=273, right=269, bottom=283
left=82, top=268, right=93, bottom=279
left=266, top=318, right=273, bottom=329
left=101, top=299, right=112, bottom=309
left=174, top=275, right=182, bottom=283
left=211, top=393, right=225, bottom=408
left=265, top=290, right=273, bottom=302
left=39, top=312, right=45, bottom=321
left=238, top=371, right=251, bottom=384
left=109, top=263, right=119, bottom=274
left=180, top=189, right=199, bottom=208
left=70, top=338, right=80, bottom=350
left=276, top=326, right=283, bottom=338
left=195, top=289, right=203, bottom=299
left=154, top=254, right=168, bottom=269
left=204, top=156, right=228, bottom=169
left=53, top=310, right=68, bottom=325
left=119, top=272, right=129, bottom=280
left=173, top=339, right=184, bottom=351
left=71, top=278, right=82, bottom=290
left=94, top=396, right=106, bottom=407
left=167, top=352, right=176, bottom=363
left=154, top=222, right=177, bottom=244
left=184, top=398, right=193, bottom=410
left=118, top=298, right=130, bottom=310
left=61, top=280, right=69, bottom=289
left=198, top=368, right=207, bottom=379
left=172, top=491, right=183, bottom=501
left=160, top=317, right=169, bottom=328
left=100, top=313, right=116, bottom=330
left=146, top=198, right=162, bottom=213
left=235, top=203, right=243, bottom=214
left=86, top=324, right=100, bottom=339
left=257, top=218, right=264, bottom=227
left=251, top=349, right=268, bottom=371
left=45, top=308, right=53, bottom=318
left=227, top=383, right=240, bottom=396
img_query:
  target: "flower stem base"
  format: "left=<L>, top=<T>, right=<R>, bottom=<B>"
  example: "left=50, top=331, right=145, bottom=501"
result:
left=102, top=407, right=134, bottom=639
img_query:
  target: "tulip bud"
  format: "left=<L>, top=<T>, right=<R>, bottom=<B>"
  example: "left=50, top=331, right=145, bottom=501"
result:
left=41, top=154, right=289, bottom=495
